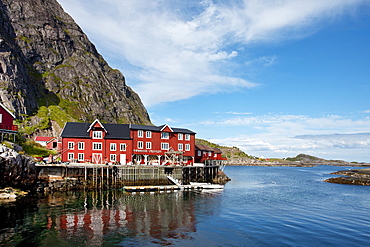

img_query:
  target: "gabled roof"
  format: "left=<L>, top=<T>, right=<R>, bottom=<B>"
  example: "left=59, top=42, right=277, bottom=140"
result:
left=195, top=144, right=215, bottom=152
left=0, top=103, right=15, bottom=119
left=87, top=119, right=107, bottom=132
left=35, top=136, right=55, bottom=142
left=159, top=124, right=173, bottom=132
left=129, top=124, right=196, bottom=134
left=60, top=122, right=131, bottom=139
left=61, top=121, right=195, bottom=139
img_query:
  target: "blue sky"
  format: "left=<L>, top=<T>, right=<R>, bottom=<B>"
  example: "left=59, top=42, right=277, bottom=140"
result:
left=57, top=0, right=370, bottom=162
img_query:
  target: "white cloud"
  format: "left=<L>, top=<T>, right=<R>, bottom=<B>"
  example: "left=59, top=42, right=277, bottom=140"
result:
left=57, top=0, right=366, bottom=106
left=202, top=114, right=370, bottom=161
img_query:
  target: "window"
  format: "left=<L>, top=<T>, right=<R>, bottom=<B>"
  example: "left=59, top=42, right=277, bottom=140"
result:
left=93, top=142, right=102, bottom=150
left=208, top=151, right=212, bottom=156
left=161, top=142, right=169, bottom=150
left=110, top=143, right=116, bottom=151
left=93, top=131, right=102, bottom=139
left=68, top=142, right=74, bottom=150
left=185, top=134, right=190, bottom=141
left=78, top=153, right=84, bottom=161
left=185, top=144, right=190, bottom=151
left=110, top=154, right=116, bottom=162
left=146, top=142, right=152, bottom=149
left=68, top=153, right=74, bottom=161
left=78, top=142, right=84, bottom=150
left=161, top=132, right=169, bottom=139
left=120, top=143, right=126, bottom=151
left=138, top=141, right=143, bottom=149
left=198, top=150, right=202, bottom=156
left=0, top=114, right=2, bottom=123
left=178, top=143, right=183, bottom=151
left=146, top=131, right=152, bottom=138
left=138, top=130, right=143, bottom=138
left=178, top=133, right=183, bottom=140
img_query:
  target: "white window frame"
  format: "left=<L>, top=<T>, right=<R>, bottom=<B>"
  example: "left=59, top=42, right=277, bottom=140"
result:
left=110, top=154, right=116, bottom=162
left=93, top=142, right=102, bottom=150
left=68, top=142, right=74, bottom=150
left=78, top=153, right=84, bottom=161
left=138, top=141, right=143, bottom=149
left=138, top=130, right=143, bottom=138
left=197, top=150, right=202, bottom=156
left=78, top=142, right=84, bottom=150
left=185, top=144, right=190, bottom=151
left=178, top=133, right=183, bottom=140
left=185, top=134, right=190, bottom=141
left=110, top=143, right=116, bottom=151
left=0, top=114, right=2, bottom=123
left=146, top=131, right=152, bottom=138
left=161, top=142, right=169, bottom=150
left=120, top=143, right=126, bottom=151
left=146, top=142, right=152, bottom=149
left=161, top=132, right=169, bottom=139
left=178, top=143, right=183, bottom=151
left=68, top=153, right=74, bottom=161
left=93, top=131, right=102, bottom=139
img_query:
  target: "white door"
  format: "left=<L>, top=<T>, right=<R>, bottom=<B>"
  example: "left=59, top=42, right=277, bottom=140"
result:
left=120, top=154, right=126, bottom=165
left=92, top=153, right=102, bottom=164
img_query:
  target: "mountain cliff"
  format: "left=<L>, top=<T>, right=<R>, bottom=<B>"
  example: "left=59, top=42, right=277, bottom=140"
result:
left=0, top=0, right=151, bottom=136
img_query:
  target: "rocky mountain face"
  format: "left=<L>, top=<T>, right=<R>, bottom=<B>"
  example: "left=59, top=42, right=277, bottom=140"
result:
left=0, top=0, right=151, bottom=136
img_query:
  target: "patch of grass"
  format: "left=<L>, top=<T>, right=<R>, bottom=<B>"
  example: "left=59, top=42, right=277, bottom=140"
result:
left=21, top=139, right=56, bottom=157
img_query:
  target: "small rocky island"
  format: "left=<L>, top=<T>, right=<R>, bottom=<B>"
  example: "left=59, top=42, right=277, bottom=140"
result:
left=325, top=168, right=370, bottom=186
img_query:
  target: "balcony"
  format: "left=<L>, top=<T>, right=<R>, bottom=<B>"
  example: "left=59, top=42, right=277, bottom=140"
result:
left=0, top=124, right=18, bottom=131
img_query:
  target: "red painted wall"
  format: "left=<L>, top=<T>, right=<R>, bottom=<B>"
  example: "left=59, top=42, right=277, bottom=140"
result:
left=0, top=105, right=16, bottom=130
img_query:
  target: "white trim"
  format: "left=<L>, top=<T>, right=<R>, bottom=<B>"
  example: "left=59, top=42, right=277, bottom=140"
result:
left=93, top=142, right=102, bottom=150
left=160, top=124, right=173, bottom=132
left=138, top=141, right=143, bottom=149
left=87, top=119, right=107, bottom=133
left=78, top=153, right=84, bottom=161
left=0, top=103, right=15, bottom=119
left=161, top=132, right=169, bottom=139
left=68, top=142, right=74, bottom=150
left=120, top=143, right=126, bottom=151
left=78, top=142, right=84, bottom=150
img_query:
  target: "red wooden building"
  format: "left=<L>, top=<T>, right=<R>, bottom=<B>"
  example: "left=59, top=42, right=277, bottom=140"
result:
left=60, top=119, right=197, bottom=166
left=0, top=103, right=17, bottom=142
left=195, top=144, right=227, bottom=166
left=0, top=103, right=17, bottom=131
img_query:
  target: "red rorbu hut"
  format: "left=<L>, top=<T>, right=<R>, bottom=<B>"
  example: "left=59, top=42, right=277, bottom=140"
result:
left=0, top=103, right=17, bottom=142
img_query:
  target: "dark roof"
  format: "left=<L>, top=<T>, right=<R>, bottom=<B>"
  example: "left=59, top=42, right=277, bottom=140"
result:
left=60, top=122, right=91, bottom=138
left=61, top=122, right=195, bottom=139
left=61, top=122, right=131, bottom=139
left=129, top=124, right=196, bottom=134
left=195, top=144, right=215, bottom=152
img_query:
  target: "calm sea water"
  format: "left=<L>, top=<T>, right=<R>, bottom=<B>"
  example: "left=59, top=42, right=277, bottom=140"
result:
left=1, top=165, right=370, bottom=246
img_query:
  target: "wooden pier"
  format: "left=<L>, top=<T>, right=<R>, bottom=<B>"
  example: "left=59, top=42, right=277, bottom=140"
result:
left=35, top=163, right=226, bottom=192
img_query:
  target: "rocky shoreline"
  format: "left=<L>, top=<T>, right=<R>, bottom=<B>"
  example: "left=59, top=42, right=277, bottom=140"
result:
left=324, top=168, right=370, bottom=186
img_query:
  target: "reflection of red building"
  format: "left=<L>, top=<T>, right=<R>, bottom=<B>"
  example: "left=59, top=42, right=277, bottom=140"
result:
left=46, top=191, right=199, bottom=245
left=60, top=119, right=197, bottom=165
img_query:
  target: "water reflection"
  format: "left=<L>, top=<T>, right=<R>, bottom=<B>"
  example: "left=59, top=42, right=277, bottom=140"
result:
left=0, top=189, right=223, bottom=246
